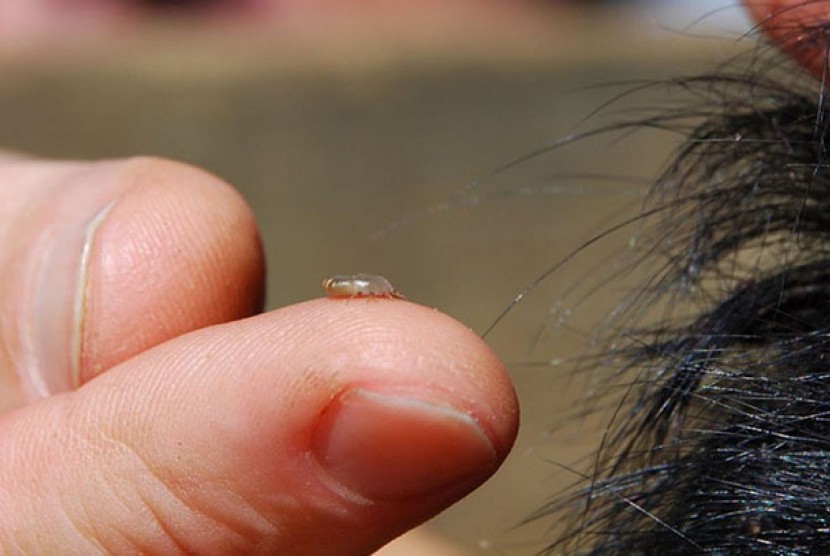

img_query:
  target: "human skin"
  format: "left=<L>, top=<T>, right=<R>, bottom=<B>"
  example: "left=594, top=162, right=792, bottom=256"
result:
left=743, top=0, right=830, bottom=75
left=0, top=155, right=518, bottom=553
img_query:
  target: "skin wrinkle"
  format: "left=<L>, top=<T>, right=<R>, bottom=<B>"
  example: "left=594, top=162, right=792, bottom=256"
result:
left=2, top=402, right=108, bottom=554
left=92, top=425, right=243, bottom=554
left=117, top=487, right=188, bottom=555
left=201, top=478, right=284, bottom=550
left=70, top=326, right=356, bottom=552
left=127, top=417, right=285, bottom=553
left=91, top=427, right=195, bottom=554
left=129, top=488, right=202, bottom=556
left=53, top=388, right=183, bottom=554
left=3, top=532, right=30, bottom=556
left=64, top=417, right=154, bottom=555
left=61, top=494, right=109, bottom=556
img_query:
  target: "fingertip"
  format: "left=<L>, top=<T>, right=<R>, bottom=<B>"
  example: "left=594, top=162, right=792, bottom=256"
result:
left=302, top=299, right=519, bottom=505
left=80, top=156, right=265, bottom=381
left=297, top=298, right=519, bottom=458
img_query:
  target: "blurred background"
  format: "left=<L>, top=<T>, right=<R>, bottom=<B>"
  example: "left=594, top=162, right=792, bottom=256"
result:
left=0, top=0, right=751, bottom=553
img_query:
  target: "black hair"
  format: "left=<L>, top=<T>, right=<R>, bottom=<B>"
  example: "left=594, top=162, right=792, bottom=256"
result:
left=526, top=4, right=830, bottom=554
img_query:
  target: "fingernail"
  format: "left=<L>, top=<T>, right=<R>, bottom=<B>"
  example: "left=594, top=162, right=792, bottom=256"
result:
left=17, top=164, right=124, bottom=398
left=311, top=388, right=498, bottom=502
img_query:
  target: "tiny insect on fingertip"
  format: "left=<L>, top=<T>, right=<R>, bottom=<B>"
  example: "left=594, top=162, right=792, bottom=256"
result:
left=321, top=273, right=405, bottom=300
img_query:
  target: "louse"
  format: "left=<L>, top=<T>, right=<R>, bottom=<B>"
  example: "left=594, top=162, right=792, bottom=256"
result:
left=321, top=274, right=405, bottom=300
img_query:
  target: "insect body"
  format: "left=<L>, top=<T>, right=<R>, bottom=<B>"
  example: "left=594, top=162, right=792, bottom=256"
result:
left=322, top=274, right=405, bottom=299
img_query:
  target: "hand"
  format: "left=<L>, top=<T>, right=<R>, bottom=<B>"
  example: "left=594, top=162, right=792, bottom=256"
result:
left=0, top=155, right=519, bottom=554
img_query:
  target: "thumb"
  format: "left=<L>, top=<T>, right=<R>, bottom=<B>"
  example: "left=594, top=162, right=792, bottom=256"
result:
left=0, top=155, right=264, bottom=406
left=0, top=299, right=518, bottom=554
